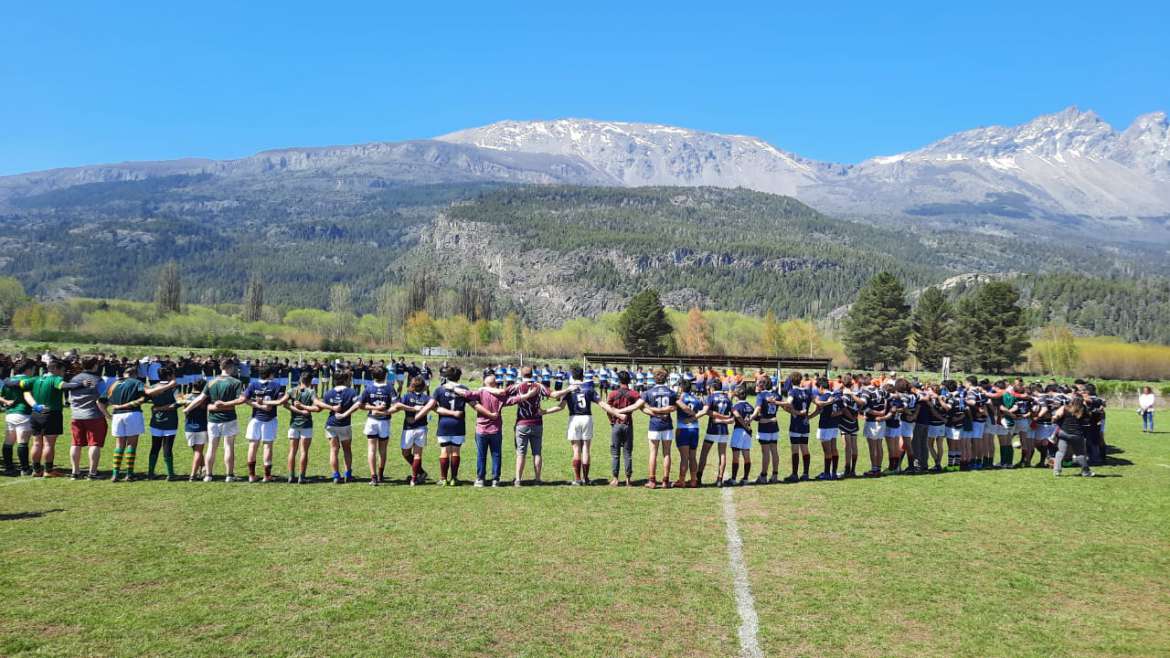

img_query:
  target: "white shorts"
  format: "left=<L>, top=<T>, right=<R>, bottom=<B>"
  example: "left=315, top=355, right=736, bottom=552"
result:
left=186, top=431, right=207, bottom=447
left=1034, top=425, right=1056, bottom=442
left=150, top=426, right=177, bottom=438
left=5, top=413, right=31, bottom=430
left=900, top=422, right=915, bottom=439
left=437, top=434, right=465, bottom=446
left=864, top=421, right=885, bottom=440
left=757, top=432, right=779, bottom=443
left=208, top=420, right=239, bottom=440
left=885, top=426, right=902, bottom=439
left=401, top=427, right=426, bottom=449
left=927, top=425, right=947, bottom=438
left=363, top=417, right=390, bottom=439
left=326, top=425, right=353, bottom=442
left=705, top=432, right=729, bottom=444
left=817, top=428, right=839, bottom=441
left=111, top=411, right=145, bottom=437
left=970, top=421, right=985, bottom=438
left=287, top=427, right=313, bottom=440
left=730, top=428, right=753, bottom=450
left=648, top=429, right=673, bottom=442
left=567, top=415, right=594, bottom=442
left=948, top=427, right=965, bottom=441
left=246, top=418, right=278, bottom=443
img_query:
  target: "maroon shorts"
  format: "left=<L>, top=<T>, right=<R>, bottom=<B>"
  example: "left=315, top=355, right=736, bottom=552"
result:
left=71, top=418, right=108, bottom=448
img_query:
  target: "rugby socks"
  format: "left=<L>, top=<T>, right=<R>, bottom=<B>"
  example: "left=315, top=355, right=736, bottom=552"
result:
left=580, top=460, right=588, bottom=480
left=17, top=443, right=29, bottom=471
left=248, top=461, right=257, bottom=478
left=742, top=459, right=751, bottom=481
left=1, top=443, right=12, bottom=471
left=730, top=461, right=739, bottom=481
left=163, top=437, right=175, bottom=476
left=790, top=453, right=799, bottom=477
left=451, top=454, right=460, bottom=480
left=824, top=456, right=832, bottom=475
left=44, top=459, right=53, bottom=474
left=263, top=462, right=272, bottom=478
left=111, top=447, right=124, bottom=477
left=830, top=455, right=838, bottom=475
left=440, top=456, right=450, bottom=480
left=999, top=445, right=1013, bottom=466
left=802, top=453, right=810, bottom=477
left=571, top=458, right=581, bottom=481
left=411, top=456, right=422, bottom=479
left=124, top=447, right=136, bottom=475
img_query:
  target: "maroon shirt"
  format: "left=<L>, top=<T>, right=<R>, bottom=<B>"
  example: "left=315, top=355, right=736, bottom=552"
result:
left=506, top=381, right=551, bottom=427
left=606, top=387, right=641, bottom=426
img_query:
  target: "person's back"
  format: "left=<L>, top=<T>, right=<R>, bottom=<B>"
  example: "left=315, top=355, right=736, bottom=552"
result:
left=207, top=375, right=244, bottom=423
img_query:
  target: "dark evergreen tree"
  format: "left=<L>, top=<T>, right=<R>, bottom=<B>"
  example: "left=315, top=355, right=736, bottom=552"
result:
left=843, top=272, right=910, bottom=369
left=971, top=281, right=1031, bottom=373
left=911, top=286, right=954, bottom=370
left=617, top=289, right=673, bottom=355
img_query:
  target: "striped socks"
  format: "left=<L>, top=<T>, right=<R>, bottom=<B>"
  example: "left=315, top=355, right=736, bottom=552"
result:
left=112, top=447, right=124, bottom=477
left=124, top=446, right=136, bottom=475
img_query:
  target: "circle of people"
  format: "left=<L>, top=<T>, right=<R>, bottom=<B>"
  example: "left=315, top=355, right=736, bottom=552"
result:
left=0, top=352, right=1108, bottom=488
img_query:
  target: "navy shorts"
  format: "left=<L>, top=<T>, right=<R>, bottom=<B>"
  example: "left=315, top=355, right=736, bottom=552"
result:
left=675, top=427, right=699, bottom=449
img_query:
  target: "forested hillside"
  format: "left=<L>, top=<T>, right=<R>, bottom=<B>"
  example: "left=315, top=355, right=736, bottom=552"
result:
left=2, top=176, right=1170, bottom=343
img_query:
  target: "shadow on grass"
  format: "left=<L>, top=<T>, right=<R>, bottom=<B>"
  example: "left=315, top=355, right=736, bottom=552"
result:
left=0, top=509, right=64, bottom=522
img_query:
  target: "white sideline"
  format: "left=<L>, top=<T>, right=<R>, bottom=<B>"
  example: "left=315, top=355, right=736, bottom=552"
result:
left=722, top=487, right=763, bottom=658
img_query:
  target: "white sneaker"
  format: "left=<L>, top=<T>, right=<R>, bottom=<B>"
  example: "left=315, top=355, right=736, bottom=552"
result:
left=203, top=475, right=213, bottom=482
left=514, top=479, right=522, bottom=487
left=474, top=479, right=485, bottom=487
left=224, top=476, right=235, bottom=483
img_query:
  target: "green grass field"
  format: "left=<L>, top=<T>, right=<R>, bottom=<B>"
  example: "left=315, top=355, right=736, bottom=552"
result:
left=1, top=397, right=1168, bottom=657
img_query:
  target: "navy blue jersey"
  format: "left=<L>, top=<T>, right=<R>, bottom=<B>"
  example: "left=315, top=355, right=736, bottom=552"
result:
left=816, top=391, right=840, bottom=430
left=886, top=394, right=904, bottom=428
left=360, top=382, right=398, bottom=416
left=788, top=387, right=813, bottom=434
left=401, top=391, right=432, bottom=430
left=732, top=400, right=754, bottom=433
left=184, top=401, right=208, bottom=433
left=433, top=385, right=468, bottom=436
left=322, top=387, right=357, bottom=427
left=677, top=392, right=701, bottom=427
left=705, top=392, right=733, bottom=435
left=244, top=379, right=285, bottom=422
left=755, top=390, right=780, bottom=433
left=566, top=385, right=599, bottom=416
left=644, top=384, right=679, bottom=431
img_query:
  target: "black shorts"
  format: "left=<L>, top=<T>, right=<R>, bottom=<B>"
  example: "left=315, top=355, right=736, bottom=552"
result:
left=31, top=410, right=64, bottom=436
left=838, top=423, right=859, bottom=436
left=789, top=433, right=810, bottom=446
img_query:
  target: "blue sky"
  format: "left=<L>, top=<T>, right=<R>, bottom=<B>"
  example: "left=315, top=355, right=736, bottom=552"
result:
left=2, top=1, right=1167, bottom=175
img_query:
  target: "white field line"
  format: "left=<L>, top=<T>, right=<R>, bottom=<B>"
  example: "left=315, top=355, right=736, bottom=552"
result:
left=722, top=487, right=763, bottom=658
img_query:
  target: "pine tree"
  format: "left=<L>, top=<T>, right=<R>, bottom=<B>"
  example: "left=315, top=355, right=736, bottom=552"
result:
left=911, top=286, right=953, bottom=370
left=154, top=261, right=182, bottom=315
left=842, top=272, right=910, bottom=369
left=242, top=272, right=264, bottom=322
left=617, top=290, right=673, bottom=355
left=972, top=281, right=1031, bottom=373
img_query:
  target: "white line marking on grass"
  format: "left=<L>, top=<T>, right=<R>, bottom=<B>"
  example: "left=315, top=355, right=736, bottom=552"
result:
left=1158, top=464, right=1170, bottom=469
left=722, top=487, right=763, bottom=658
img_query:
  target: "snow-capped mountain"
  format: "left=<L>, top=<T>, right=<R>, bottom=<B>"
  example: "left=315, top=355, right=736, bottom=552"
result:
left=439, top=108, right=1170, bottom=222
left=1, top=108, right=1167, bottom=228
left=438, top=119, right=825, bottom=197
left=828, top=107, right=1170, bottom=219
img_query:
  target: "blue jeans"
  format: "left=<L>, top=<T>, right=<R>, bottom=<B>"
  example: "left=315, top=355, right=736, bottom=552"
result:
left=1142, top=410, right=1154, bottom=432
left=475, top=432, right=503, bottom=481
